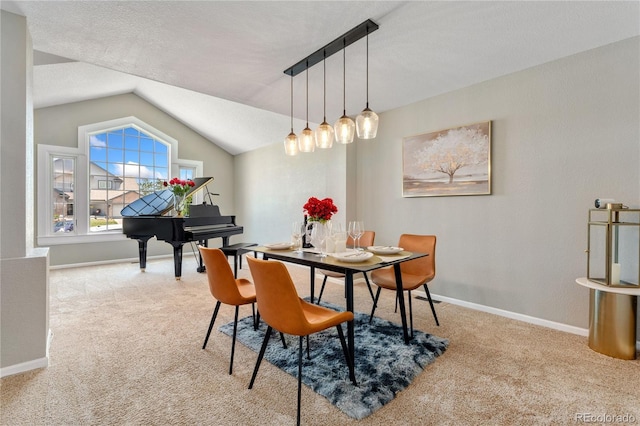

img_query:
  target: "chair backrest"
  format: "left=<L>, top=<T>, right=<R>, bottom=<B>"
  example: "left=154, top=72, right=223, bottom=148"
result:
left=347, top=230, right=375, bottom=247
left=246, top=257, right=310, bottom=336
left=198, top=247, right=246, bottom=305
left=398, top=234, right=436, bottom=281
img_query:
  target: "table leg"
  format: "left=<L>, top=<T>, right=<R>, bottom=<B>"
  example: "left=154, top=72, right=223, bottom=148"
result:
left=309, top=266, right=316, bottom=303
left=345, top=271, right=356, bottom=385
left=394, top=264, right=410, bottom=343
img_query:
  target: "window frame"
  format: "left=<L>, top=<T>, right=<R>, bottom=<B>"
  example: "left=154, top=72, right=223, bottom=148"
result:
left=37, top=116, right=203, bottom=246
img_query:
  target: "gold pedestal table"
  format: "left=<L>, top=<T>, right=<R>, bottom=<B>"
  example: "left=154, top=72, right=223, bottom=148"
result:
left=576, top=277, right=639, bottom=360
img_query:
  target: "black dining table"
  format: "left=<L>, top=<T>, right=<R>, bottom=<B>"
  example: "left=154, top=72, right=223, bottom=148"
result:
left=251, top=246, right=428, bottom=384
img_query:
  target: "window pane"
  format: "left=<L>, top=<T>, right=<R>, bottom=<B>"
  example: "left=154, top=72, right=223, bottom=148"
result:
left=107, top=130, right=123, bottom=149
left=140, top=137, right=154, bottom=152
left=124, top=135, right=139, bottom=150
left=90, top=146, right=107, bottom=162
left=107, top=148, right=124, bottom=163
left=139, top=151, right=154, bottom=167
left=52, top=156, right=75, bottom=234
left=155, top=153, right=168, bottom=168
left=155, top=141, right=168, bottom=154
left=124, top=149, right=140, bottom=165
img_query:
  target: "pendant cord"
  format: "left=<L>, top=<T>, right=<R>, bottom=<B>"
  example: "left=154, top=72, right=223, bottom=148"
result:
left=342, top=39, right=346, bottom=115
left=305, top=65, right=309, bottom=127
left=290, top=75, right=294, bottom=131
left=366, top=31, right=369, bottom=109
left=323, top=53, right=327, bottom=121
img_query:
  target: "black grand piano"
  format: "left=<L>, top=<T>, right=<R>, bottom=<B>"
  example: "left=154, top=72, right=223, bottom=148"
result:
left=122, top=177, right=243, bottom=279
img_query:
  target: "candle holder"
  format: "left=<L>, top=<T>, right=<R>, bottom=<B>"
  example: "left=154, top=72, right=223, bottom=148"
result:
left=586, top=206, right=639, bottom=287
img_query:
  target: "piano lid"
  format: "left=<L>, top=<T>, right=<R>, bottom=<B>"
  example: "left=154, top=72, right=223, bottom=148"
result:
left=120, top=177, right=214, bottom=217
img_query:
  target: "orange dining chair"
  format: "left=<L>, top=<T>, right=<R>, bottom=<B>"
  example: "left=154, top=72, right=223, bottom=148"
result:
left=369, top=234, right=438, bottom=337
left=246, top=257, right=355, bottom=426
left=317, top=230, right=376, bottom=304
left=199, top=246, right=257, bottom=375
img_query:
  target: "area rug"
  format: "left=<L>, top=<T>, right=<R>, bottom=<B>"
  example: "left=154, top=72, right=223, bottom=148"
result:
left=219, top=301, right=449, bottom=419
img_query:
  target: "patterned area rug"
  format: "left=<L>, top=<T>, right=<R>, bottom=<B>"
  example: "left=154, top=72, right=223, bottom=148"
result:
left=220, top=301, right=449, bottom=419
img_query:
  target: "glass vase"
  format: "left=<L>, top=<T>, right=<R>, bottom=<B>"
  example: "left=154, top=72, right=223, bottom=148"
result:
left=173, top=194, right=186, bottom=217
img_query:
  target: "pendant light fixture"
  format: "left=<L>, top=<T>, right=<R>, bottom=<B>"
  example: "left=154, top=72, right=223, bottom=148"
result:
left=283, top=74, right=299, bottom=155
left=315, top=54, right=334, bottom=149
left=356, top=29, right=379, bottom=140
left=334, top=40, right=355, bottom=144
left=282, top=19, right=379, bottom=156
left=298, top=65, right=315, bottom=152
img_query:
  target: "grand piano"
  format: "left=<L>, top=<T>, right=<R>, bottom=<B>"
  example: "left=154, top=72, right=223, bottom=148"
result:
left=121, top=177, right=243, bottom=279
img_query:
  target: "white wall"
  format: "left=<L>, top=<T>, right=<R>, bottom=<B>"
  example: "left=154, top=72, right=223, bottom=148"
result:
left=236, top=37, right=640, bottom=331
left=1, top=10, right=50, bottom=377
left=234, top=140, right=350, bottom=245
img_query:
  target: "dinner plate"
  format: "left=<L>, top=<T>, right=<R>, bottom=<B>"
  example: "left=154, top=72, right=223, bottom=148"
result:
left=367, top=246, right=404, bottom=255
left=264, top=242, right=293, bottom=250
left=331, top=251, right=374, bottom=263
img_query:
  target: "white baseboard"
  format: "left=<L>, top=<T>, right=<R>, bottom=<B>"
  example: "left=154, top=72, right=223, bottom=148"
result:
left=50, top=254, right=172, bottom=270
left=0, top=356, right=48, bottom=378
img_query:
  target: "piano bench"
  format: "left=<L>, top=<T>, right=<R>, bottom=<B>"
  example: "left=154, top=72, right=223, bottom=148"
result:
left=220, top=243, right=258, bottom=278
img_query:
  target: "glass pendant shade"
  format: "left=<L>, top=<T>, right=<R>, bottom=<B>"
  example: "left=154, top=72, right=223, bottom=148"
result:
left=356, top=107, right=379, bottom=139
left=315, top=121, right=334, bottom=149
left=334, top=115, right=355, bottom=144
left=284, top=131, right=299, bottom=156
left=299, top=127, right=315, bottom=152
left=356, top=31, right=378, bottom=140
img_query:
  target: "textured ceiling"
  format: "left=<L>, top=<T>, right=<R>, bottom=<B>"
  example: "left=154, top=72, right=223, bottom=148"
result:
left=3, top=1, right=639, bottom=154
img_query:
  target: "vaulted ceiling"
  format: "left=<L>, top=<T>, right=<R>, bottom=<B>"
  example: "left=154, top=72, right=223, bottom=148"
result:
left=3, top=1, right=638, bottom=154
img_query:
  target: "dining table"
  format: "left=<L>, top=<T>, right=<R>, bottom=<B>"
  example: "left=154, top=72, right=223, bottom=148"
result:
left=251, top=245, right=428, bottom=385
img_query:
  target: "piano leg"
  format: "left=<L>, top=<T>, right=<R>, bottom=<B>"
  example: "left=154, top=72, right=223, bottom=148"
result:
left=197, top=239, right=208, bottom=273
left=135, top=237, right=152, bottom=271
left=169, top=242, right=184, bottom=280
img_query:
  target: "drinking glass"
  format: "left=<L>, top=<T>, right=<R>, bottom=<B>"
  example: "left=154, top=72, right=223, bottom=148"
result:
left=348, top=221, right=364, bottom=250
left=310, top=222, right=328, bottom=258
left=291, top=221, right=304, bottom=253
left=332, top=223, right=348, bottom=253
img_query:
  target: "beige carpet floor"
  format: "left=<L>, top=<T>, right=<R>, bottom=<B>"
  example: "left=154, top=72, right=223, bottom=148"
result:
left=1, top=254, right=639, bottom=425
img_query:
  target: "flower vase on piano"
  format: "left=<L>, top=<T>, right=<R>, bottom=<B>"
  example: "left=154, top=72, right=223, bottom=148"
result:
left=164, top=178, right=195, bottom=217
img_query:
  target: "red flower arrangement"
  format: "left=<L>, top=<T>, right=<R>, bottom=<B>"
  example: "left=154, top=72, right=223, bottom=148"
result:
left=303, top=197, right=338, bottom=223
left=163, top=177, right=195, bottom=196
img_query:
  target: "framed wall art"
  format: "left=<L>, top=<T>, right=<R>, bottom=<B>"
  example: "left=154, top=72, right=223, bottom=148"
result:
left=402, top=121, right=491, bottom=197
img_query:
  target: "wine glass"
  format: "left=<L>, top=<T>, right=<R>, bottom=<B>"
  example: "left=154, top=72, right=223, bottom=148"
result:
left=310, top=222, right=328, bottom=258
left=291, top=221, right=304, bottom=253
left=348, top=221, right=364, bottom=250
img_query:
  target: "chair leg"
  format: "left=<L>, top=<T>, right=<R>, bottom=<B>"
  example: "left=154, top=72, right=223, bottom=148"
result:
left=202, top=301, right=221, bottom=349
left=369, top=287, right=382, bottom=323
left=280, top=332, right=288, bottom=349
left=336, top=325, right=356, bottom=386
left=229, top=305, right=239, bottom=375
left=306, top=335, right=311, bottom=359
left=362, top=273, right=375, bottom=302
left=423, top=284, right=440, bottom=326
left=317, top=275, right=328, bottom=304
left=297, top=336, right=303, bottom=426
left=249, top=325, right=272, bottom=389
left=252, top=303, right=257, bottom=330
left=408, top=290, right=414, bottom=339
